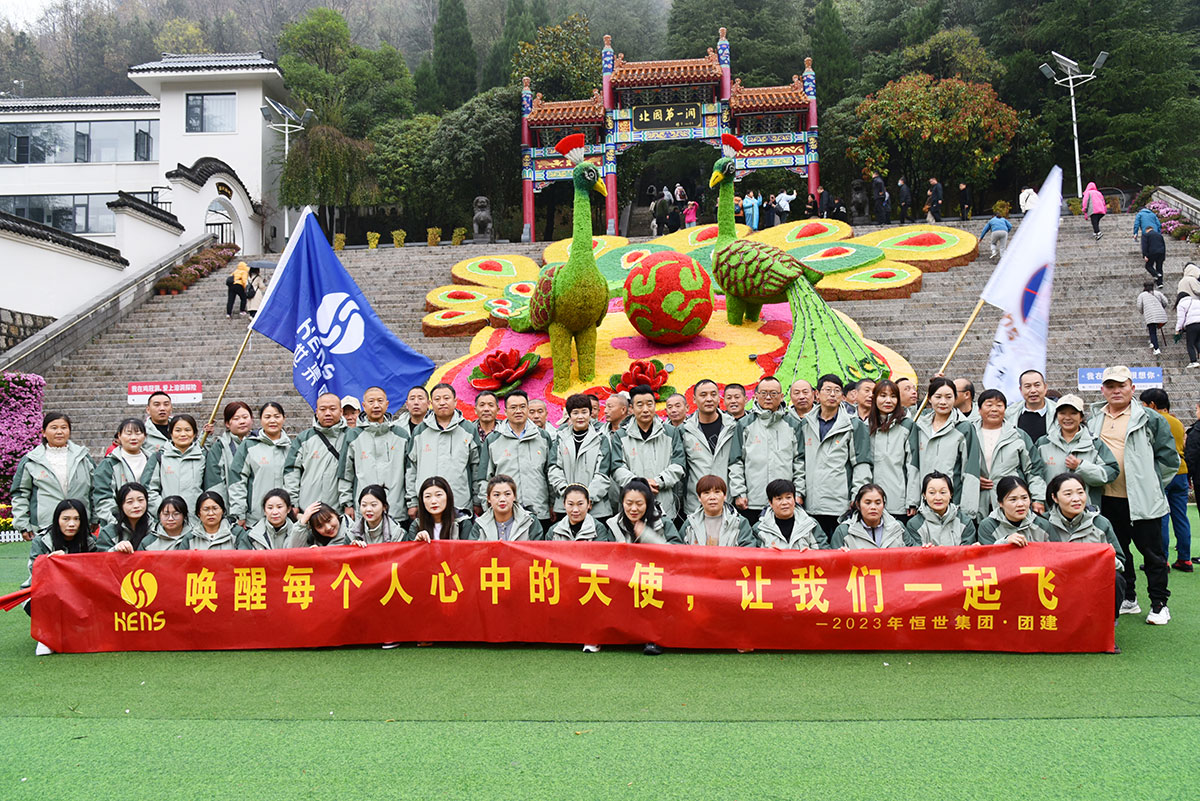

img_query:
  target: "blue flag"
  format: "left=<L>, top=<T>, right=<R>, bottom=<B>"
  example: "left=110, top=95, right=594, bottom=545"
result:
left=250, top=209, right=435, bottom=411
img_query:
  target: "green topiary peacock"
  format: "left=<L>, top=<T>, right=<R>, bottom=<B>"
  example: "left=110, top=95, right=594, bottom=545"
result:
left=511, top=134, right=610, bottom=392
left=709, top=134, right=889, bottom=385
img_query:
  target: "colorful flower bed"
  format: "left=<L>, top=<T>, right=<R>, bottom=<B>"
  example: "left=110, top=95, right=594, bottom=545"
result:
left=153, top=243, right=241, bottom=295
left=0, top=372, right=45, bottom=508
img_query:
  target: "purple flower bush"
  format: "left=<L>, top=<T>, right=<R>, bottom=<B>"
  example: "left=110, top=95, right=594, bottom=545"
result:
left=1147, top=201, right=1196, bottom=240
left=153, top=243, right=242, bottom=294
left=0, top=372, right=46, bottom=507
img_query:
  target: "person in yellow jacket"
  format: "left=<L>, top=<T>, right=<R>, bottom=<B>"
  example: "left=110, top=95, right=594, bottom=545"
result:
left=226, top=260, right=250, bottom=318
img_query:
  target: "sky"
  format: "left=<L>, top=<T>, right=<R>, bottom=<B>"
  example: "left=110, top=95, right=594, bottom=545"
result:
left=2, top=0, right=54, bottom=30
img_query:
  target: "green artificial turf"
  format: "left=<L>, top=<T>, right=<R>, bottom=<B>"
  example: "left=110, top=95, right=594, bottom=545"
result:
left=2, top=515, right=1198, bottom=800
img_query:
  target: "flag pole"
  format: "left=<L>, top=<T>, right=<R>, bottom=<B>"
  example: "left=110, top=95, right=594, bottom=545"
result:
left=200, top=327, right=254, bottom=448
left=913, top=297, right=987, bottom=418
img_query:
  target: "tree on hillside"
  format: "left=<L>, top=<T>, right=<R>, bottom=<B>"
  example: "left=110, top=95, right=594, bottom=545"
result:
left=481, top=0, right=535, bottom=89
left=511, top=14, right=600, bottom=101
left=154, top=18, right=208, bottom=54
left=428, top=85, right=523, bottom=234
left=811, top=0, right=857, bottom=109
left=850, top=73, right=1018, bottom=188
left=413, top=59, right=441, bottom=113
left=431, top=0, right=478, bottom=109
left=369, top=114, right=444, bottom=228
left=563, top=0, right=670, bottom=60
left=902, top=27, right=1003, bottom=83
left=529, top=0, right=550, bottom=28
left=667, top=0, right=802, bottom=87
left=0, top=24, right=51, bottom=97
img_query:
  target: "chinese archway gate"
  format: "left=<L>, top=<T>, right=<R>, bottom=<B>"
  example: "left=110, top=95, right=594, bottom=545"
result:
left=519, top=27, right=821, bottom=242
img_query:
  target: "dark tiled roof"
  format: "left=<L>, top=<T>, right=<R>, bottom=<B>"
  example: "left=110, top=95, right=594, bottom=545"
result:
left=526, top=90, right=605, bottom=126
left=165, top=157, right=254, bottom=205
left=106, top=192, right=184, bottom=232
left=611, top=51, right=723, bottom=87
left=0, top=211, right=128, bottom=266
left=129, top=52, right=278, bottom=73
left=729, top=76, right=811, bottom=113
left=0, top=95, right=159, bottom=113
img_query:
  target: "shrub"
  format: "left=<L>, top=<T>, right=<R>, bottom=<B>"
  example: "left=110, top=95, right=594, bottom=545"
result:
left=1066, top=198, right=1082, bottom=216
left=333, top=233, right=346, bottom=251
left=992, top=200, right=1011, bottom=217
left=1131, top=185, right=1157, bottom=210
left=1189, top=229, right=1200, bottom=244
left=0, top=372, right=46, bottom=506
left=452, top=227, right=468, bottom=246
left=1106, top=196, right=1122, bottom=214
left=392, top=229, right=406, bottom=248
left=427, top=227, right=442, bottom=246
left=367, top=232, right=380, bottom=249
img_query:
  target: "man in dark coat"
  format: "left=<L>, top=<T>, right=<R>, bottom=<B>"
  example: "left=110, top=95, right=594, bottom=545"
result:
left=871, top=172, right=888, bottom=224
left=1143, top=226, right=1167, bottom=288
left=928, top=177, right=943, bottom=222
left=897, top=177, right=913, bottom=224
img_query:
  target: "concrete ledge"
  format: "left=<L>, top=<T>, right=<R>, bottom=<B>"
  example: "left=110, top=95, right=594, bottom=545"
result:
left=1, top=233, right=216, bottom=375
left=1153, top=186, right=1200, bottom=223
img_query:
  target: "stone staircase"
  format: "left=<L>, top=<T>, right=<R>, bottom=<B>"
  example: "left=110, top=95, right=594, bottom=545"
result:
left=42, top=213, right=1200, bottom=453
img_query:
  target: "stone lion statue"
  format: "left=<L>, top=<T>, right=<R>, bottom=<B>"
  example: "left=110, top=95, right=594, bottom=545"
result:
left=850, top=180, right=869, bottom=221
left=473, top=196, right=495, bottom=244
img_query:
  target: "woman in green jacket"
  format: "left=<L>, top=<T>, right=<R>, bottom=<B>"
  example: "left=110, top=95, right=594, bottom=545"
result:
left=869, top=380, right=916, bottom=518
left=680, top=474, right=756, bottom=547
left=346, top=484, right=404, bottom=545
left=92, top=418, right=149, bottom=528
left=144, top=414, right=211, bottom=515
left=546, top=484, right=614, bottom=542
left=183, top=491, right=238, bottom=550
left=474, top=475, right=544, bottom=541
left=406, top=477, right=478, bottom=541
left=606, top=479, right=682, bottom=545
left=237, top=489, right=297, bottom=550
left=98, top=482, right=154, bottom=552
left=23, top=498, right=96, bottom=654
left=1034, top=395, right=1119, bottom=507
left=753, top=479, right=824, bottom=550
left=830, top=484, right=908, bottom=549
left=204, top=401, right=254, bottom=500
left=229, top=402, right=292, bottom=527
left=907, top=378, right=982, bottom=516
left=140, top=496, right=192, bottom=551
left=976, top=476, right=1053, bottom=545
left=1043, top=472, right=1125, bottom=618
left=11, top=412, right=95, bottom=541
left=904, top=471, right=977, bottom=547
left=287, top=501, right=354, bottom=547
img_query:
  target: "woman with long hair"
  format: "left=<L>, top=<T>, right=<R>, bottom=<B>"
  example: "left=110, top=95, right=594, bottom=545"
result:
left=99, top=483, right=153, bottom=552
left=869, top=380, right=915, bottom=518
left=406, top=477, right=477, bottom=542
left=606, top=479, right=681, bottom=544
left=92, top=418, right=148, bottom=528
left=23, top=498, right=95, bottom=654
left=830, top=484, right=907, bottom=550
left=907, top=377, right=981, bottom=517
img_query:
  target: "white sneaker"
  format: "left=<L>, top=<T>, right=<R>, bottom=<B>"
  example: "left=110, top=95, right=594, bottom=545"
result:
left=1153, top=348, right=1161, bottom=355
left=34, top=641, right=52, bottom=656
left=1119, top=599, right=1142, bottom=615
left=381, top=642, right=400, bottom=649
left=581, top=644, right=601, bottom=653
left=1146, top=605, right=1171, bottom=625
left=1187, top=362, right=1200, bottom=369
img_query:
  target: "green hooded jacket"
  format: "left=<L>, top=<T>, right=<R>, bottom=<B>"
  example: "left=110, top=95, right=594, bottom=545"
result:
left=144, top=442, right=212, bottom=514
left=680, top=505, right=756, bottom=547
left=606, top=514, right=682, bottom=544
left=91, top=449, right=150, bottom=528
left=678, top=412, right=748, bottom=517
left=976, top=509, right=1053, bottom=544
left=907, top=415, right=982, bottom=516
left=548, top=424, right=614, bottom=517
left=236, top=518, right=297, bottom=550
left=830, top=512, right=908, bottom=550
left=228, top=430, right=292, bottom=524
left=547, top=514, right=615, bottom=542
left=204, top=432, right=248, bottom=500
left=284, top=420, right=350, bottom=512
left=611, top=417, right=687, bottom=519
left=737, top=406, right=805, bottom=511
left=799, top=406, right=873, bottom=516
left=479, top=421, right=556, bottom=518
left=974, top=423, right=1047, bottom=519
left=904, top=502, right=977, bottom=547
left=10, top=442, right=95, bottom=533
left=870, top=418, right=915, bottom=515
left=405, top=412, right=482, bottom=510
left=337, top=421, right=412, bottom=512
left=1035, top=426, right=1119, bottom=507
left=1044, top=505, right=1124, bottom=569
left=1086, top=402, right=1178, bottom=520
left=473, top=505, right=545, bottom=541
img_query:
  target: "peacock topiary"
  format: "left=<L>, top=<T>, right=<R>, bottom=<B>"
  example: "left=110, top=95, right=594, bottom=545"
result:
left=709, top=133, right=889, bottom=386
left=510, top=134, right=610, bottom=392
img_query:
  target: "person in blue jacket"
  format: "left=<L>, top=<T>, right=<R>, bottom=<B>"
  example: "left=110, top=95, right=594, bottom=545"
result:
left=1133, top=206, right=1162, bottom=240
left=980, top=208, right=1014, bottom=260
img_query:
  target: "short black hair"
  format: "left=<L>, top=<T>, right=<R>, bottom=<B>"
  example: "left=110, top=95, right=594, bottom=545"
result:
left=504, top=389, right=528, bottom=404
left=431, top=382, right=456, bottom=398
left=694, top=378, right=719, bottom=393
left=844, top=379, right=860, bottom=393
left=976, top=388, right=1007, bottom=408
left=147, top=391, right=171, bottom=403
left=565, top=393, right=592, bottom=413
left=1018, top=369, right=1046, bottom=384
left=816, top=374, right=843, bottom=392
left=475, top=391, right=498, bottom=404
left=724, top=383, right=746, bottom=395
left=766, top=479, right=796, bottom=500
left=1140, top=387, right=1169, bottom=410
left=925, top=376, right=955, bottom=398
left=628, top=384, right=657, bottom=403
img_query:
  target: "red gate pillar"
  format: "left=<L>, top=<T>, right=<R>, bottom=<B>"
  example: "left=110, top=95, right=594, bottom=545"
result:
left=521, top=76, right=535, bottom=243
left=803, top=59, right=819, bottom=200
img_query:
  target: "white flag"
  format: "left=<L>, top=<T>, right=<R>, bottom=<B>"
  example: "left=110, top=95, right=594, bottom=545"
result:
left=982, top=166, right=1063, bottom=402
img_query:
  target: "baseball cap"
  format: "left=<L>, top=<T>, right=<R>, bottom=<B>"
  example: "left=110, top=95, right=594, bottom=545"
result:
left=1100, top=366, right=1132, bottom=384
left=1056, top=393, right=1085, bottom=412
left=340, top=395, right=361, bottom=410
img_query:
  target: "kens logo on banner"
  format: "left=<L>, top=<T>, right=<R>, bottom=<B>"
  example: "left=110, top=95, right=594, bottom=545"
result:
left=116, top=569, right=165, bottom=631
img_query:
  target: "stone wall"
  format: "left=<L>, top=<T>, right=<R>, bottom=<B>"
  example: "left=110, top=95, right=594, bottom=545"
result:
left=0, top=308, right=56, bottom=353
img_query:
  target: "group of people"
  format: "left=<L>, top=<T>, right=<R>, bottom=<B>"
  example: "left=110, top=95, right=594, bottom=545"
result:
left=14, top=361, right=1188, bottom=653
left=648, top=184, right=700, bottom=236
left=1130, top=205, right=1200, bottom=366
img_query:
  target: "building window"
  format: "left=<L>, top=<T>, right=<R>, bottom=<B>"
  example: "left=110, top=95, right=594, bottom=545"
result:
left=0, top=120, right=157, bottom=163
left=186, top=93, right=236, bottom=133
left=0, top=194, right=121, bottom=234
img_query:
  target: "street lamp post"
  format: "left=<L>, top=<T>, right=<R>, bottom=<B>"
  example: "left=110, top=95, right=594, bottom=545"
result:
left=260, top=100, right=315, bottom=239
left=1039, top=50, right=1108, bottom=199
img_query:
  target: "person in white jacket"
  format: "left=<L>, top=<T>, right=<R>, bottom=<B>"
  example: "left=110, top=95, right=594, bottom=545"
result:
left=1136, top=280, right=1168, bottom=355
left=1175, top=291, right=1200, bottom=368
left=1018, top=185, right=1037, bottom=213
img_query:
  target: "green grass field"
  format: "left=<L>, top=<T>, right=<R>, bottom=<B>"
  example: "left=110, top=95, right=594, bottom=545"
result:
left=2, top=521, right=1198, bottom=801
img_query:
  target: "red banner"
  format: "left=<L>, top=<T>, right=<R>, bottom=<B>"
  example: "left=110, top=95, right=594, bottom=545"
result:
left=30, top=542, right=1115, bottom=653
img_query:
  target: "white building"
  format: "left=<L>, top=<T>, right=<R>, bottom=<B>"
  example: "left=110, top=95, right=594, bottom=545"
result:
left=0, top=52, right=290, bottom=318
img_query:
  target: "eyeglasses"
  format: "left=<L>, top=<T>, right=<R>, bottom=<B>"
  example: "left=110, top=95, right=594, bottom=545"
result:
left=756, top=390, right=781, bottom=398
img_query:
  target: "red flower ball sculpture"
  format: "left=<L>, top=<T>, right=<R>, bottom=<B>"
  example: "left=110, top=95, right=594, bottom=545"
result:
left=609, top=359, right=675, bottom=401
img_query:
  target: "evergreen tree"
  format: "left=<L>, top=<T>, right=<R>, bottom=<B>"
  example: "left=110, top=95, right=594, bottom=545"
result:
left=481, top=0, right=535, bottom=89
left=667, top=0, right=800, bottom=87
left=811, top=0, right=857, bottom=109
left=432, top=0, right=479, bottom=110
left=413, top=59, right=441, bottom=114
left=530, top=0, right=551, bottom=28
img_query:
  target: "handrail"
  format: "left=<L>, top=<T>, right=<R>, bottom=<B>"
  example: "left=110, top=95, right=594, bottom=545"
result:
left=1, top=232, right=216, bottom=374
left=1153, top=186, right=1200, bottom=223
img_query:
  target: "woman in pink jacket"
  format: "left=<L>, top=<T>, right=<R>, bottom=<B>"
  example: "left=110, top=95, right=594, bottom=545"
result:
left=1082, top=182, right=1107, bottom=241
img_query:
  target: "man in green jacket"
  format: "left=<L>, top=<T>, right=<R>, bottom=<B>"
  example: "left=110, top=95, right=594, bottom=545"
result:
left=1006, top=369, right=1057, bottom=443
left=143, top=391, right=173, bottom=455
left=679, top=379, right=747, bottom=517
left=338, top=386, right=412, bottom=521
left=800, top=374, right=873, bottom=537
left=405, top=383, right=482, bottom=516
left=737, top=375, right=805, bottom=526
left=1087, top=366, right=1178, bottom=625
left=611, top=385, right=687, bottom=520
left=479, top=390, right=556, bottom=530
left=284, top=392, right=349, bottom=514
